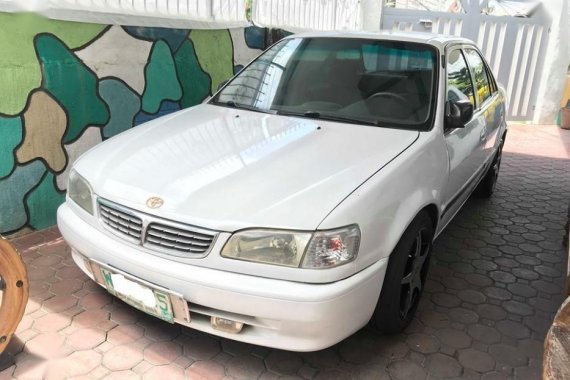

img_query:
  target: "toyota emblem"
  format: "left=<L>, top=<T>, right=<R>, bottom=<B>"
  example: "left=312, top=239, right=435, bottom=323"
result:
left=146, top=197, right=164, bottom=209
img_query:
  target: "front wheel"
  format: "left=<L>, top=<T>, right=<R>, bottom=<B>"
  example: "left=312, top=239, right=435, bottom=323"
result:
left=369, top=212, right=434, bottom=334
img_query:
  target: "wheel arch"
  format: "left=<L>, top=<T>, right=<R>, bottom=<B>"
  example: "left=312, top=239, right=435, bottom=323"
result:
left=421, top=203, right=440, bottom=234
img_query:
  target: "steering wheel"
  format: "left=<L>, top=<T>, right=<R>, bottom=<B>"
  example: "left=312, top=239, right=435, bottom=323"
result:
left=367, top=91, right=408, bottom=106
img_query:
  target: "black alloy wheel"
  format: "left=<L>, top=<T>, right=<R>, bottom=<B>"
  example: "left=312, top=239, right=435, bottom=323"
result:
left=476, top=137, right=505, bottom=198
left=370, top=211, right=434, bottom=334
left=399, top=226, right=431, bottom=320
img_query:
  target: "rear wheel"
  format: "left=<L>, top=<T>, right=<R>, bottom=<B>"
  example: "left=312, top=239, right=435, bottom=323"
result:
left=476, top=137, right=505, bottom=198
left=369, top=212, right=434, bottom=333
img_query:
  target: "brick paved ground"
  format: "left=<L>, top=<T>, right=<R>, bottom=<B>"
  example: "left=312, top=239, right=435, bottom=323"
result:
left=1, top=124, right=569, bottom=380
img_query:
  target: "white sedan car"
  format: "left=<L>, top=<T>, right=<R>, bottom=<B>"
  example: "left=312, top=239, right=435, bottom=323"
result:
left=58, top=31, right=507, bottom=352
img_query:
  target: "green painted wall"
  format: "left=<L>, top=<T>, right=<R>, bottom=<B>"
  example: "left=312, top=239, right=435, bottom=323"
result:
left=0, top=12, right=266, bottom=235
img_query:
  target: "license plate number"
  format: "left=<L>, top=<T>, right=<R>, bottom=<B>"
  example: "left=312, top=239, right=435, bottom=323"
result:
left=99, top=267, right=175, bottom=323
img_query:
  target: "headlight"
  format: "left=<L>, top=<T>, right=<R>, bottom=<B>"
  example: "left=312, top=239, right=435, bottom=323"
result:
left=221, top=225, right=360, bottom=269
left=221, top=230, right=312, bottom=267
left=68, top=169, right=94, bottom=214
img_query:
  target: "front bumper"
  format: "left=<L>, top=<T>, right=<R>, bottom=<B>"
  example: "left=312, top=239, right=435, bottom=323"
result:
left=57, top=203, right=388, bottom=351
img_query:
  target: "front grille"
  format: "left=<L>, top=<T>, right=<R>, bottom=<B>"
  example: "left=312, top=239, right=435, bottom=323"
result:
left=99, top=202, right=143, bottom=240
left=145, top=223, right=215, bottom=254
left=97, top=198, right=217, bottom=257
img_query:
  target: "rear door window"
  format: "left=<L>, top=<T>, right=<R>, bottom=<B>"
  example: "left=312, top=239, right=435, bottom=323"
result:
left=464, top=48, right=492, bottom=106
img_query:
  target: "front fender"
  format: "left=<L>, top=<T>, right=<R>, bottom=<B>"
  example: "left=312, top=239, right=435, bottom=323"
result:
left=317, top=132, right=448, bottom=271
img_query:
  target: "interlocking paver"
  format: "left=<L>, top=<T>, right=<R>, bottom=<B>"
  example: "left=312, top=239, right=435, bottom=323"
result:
left=79, top=292, right=112, bottom=310
left=435, top=328, right=472, bottom=349
left=458, top=348, right=496, bottom=373
left=67, top=328, right=106, bottom=350
left=489, top=343, right=528, bottom=367
left=143, top=364, right=185, bottom=380
left=41, top=295, right=79, bottom=313
left=419, top=309, right=451, bottom=328
left=179, top=334, right=222, bottom=360
left=103, top=345, right=144, bottom=371
left=107, top=324, right=145, bottom=345
left=406, top=333, right=440, bottom=354
left=226, top=355, right=265, bottom=380
left=33, top=312, right=72, bottom=333
left=49, top=278, right=83, bottom=296
left=468, top=324, right=501, bottom=344
left=104, top=369, right=140, bottom=379
left=387, top=359, right=427, bottom=380
left=4, top=124, right=569, bottom=378
left=264, top=350, right=303, bottom=375
left=426, top=353, right=463, bottom=378
left=185, top=360, right=226, bottom=380
left=458, top=289, right=487, bottom=304
left=144, top=341, right=182, bottom=365
left=432, top=292, right=461, bottom=307
left=301, top=348, right=341, bottom=370
left=72, top=310, right=110, bottom=328
left=484, top=286, right=513, bottom=301
left=11, top=357, right=48, bottom=380
left=25, top=333, right=66, bottom=359
left=44, top=351, right=101, bottom=379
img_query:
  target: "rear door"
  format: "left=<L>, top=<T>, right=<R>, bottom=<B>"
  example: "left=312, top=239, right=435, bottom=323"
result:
left=463, top=47, right=504, bottom=163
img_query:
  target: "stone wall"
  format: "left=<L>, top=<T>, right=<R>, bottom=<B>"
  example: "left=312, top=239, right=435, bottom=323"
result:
left=0, top=12, right=266, bottom=235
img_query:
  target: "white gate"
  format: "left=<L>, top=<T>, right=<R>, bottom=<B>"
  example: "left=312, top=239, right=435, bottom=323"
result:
left=381, top=1, right=551, bottom=121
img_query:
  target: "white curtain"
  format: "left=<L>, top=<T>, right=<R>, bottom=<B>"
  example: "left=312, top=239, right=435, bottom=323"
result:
left=0, top=0, right=249, bottom=28
left=251, top=0, right=364, bottom=32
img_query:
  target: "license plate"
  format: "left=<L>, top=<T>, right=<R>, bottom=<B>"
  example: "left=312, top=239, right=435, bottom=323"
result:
left=89, top=261, right=188, bottom=324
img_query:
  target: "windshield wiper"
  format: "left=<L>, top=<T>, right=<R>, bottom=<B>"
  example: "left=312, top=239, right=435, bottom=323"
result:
left=212, top=100, right=276, bottom=114
left=275, top=109, right=382, bottom=127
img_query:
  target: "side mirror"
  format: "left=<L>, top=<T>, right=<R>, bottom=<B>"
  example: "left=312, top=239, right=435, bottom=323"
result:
left=217, top=80, right=229, bottom=92
left=445, top=99, right=473, bottom=129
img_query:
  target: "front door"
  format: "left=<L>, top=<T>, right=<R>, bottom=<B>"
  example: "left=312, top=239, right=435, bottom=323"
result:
left=441, top=46, right=486, bottom=223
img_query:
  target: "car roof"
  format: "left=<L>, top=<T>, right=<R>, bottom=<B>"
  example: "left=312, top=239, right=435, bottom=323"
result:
left=286, top=30, right=475, bottom=50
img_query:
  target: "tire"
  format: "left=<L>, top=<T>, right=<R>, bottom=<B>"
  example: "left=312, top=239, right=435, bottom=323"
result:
left=475, top=137, right=505, bottom=198
left=369, top=211, right=434, bottom=334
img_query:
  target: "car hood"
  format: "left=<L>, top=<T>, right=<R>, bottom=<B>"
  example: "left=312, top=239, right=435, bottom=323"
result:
left=76, top=104, right=419, bottom=231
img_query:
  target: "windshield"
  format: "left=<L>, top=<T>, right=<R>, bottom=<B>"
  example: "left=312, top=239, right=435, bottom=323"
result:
left=211, top=37, right=438, bottom=130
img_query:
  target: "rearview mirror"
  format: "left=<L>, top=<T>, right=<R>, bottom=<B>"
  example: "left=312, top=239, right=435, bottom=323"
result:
left=445, top=100, right=473, bottom=129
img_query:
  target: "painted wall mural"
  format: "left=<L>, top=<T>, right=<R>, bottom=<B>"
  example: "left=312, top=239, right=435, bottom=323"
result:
left=0, top=12, right=266, bottom=235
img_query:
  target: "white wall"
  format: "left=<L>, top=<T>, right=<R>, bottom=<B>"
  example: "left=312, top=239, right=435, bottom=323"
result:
left=534, top=0, right=570, bottom=124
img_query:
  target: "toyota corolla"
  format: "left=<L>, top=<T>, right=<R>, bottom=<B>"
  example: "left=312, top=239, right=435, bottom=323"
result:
left=58, top=31, right=507, bottom=351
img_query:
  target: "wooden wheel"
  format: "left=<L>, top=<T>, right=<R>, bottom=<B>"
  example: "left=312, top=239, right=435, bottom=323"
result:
left=544, top=297, right=570, bottom=379
left=0, top=236, right=29, bottom=355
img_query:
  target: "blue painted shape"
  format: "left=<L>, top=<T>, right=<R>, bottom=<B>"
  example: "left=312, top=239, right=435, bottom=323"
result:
left=142, top=40, right=183, bottom=114
left=100, top=79, right=141, bottom=139
left=0, top=160, right=46, bottom=233
left=123, top=26, right=189, bottom=52
left=134, top=100, right=181, bottom=126
left=35, top=34, right=110, bottom=143
left=0, top=116, right=23, bottom=178
left=245, top=26, right=265, bottom=50
left=234, top=65, right=244, bottom=75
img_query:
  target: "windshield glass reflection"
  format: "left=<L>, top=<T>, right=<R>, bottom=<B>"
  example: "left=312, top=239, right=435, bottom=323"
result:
left=212, top=37, right=437, bottom=130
